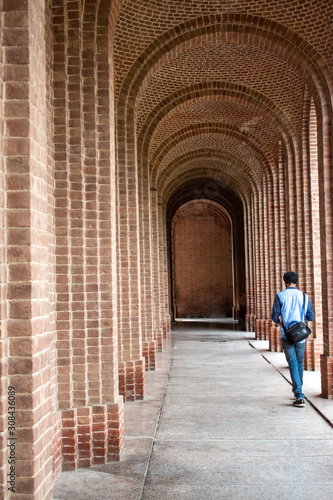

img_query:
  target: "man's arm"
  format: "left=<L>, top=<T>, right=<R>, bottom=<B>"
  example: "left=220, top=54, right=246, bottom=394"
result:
left=305, top=296, right=315, bottom=321
left=271, top=294, right=281, bottom=324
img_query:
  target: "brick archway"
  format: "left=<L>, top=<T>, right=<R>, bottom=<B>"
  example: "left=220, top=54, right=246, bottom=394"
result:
left=167, top=177, right=246, bottom=325
left=1, top=2, right=333, bottom=498
left=171, top=200, right=233, bottom=319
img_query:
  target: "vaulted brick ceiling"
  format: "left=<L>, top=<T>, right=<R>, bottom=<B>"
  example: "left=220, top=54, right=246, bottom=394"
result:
left=113, top=0, right=332, bottom=204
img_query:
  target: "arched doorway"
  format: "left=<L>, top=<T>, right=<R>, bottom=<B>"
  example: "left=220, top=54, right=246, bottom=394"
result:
left=166, top=177, right=246, bottom=324
left=171, top=200, right=233, bottom=319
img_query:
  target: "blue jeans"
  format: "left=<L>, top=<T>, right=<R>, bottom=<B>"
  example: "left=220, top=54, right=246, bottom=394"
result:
left=282, top=338, right=306, bottom=400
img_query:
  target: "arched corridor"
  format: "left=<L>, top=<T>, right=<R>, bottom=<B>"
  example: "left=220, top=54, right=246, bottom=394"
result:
left=54, top=322, right=333, bottom=499
left=1, top=1, right=333, bottom=497
left=171, top=200, right=234, bottom=319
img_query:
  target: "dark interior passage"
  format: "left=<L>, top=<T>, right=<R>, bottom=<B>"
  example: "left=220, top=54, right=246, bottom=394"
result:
left=167, top=177, right=246, bottom=324
left=171, top=200, right=233, bottom=318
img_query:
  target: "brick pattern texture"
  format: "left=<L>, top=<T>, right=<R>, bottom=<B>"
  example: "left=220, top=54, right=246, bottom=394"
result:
left=172, top=201, right=233, bottom=318
left=0, top=0, right=333, bottom=498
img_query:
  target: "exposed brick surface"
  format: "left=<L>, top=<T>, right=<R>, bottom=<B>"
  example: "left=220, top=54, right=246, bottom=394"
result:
left=118, top=359, right=146, bottom=402
left=142, top=341, right=157, bottom=371
left=0, top=0, right=333, bottom=497
left=172, top=200, right=233, bottom=318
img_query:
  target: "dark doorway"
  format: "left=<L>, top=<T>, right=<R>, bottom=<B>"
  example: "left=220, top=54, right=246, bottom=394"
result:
left=171, top=200, right=233, bottom=318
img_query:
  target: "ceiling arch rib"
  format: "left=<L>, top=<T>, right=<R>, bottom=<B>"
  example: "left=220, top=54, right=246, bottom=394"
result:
left=116, top=14, right=332, bottom=115
left=162, top=165, right=254, bottom=210
left=158, top=152, right=257, bottom=202
left=151, top=122, right=275, bottom=188
left=136, top=44, right=304, bottom=142
left=114, top=9, right=332, bottom=237
left=165, top=177, right=244, bottom=233
left=137, top=83, right=295, bottom=157
left=173, top=200, right=232, bottom=231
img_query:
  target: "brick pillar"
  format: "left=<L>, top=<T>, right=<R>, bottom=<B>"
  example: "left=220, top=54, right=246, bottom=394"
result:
left=52, top=412, right=62, bottom=478
left=61, top=410, right=78, bottom=471
left=269, top=324, right=283, bottom=353
left=253, top=190, right=263, bottom=337
left=317, top=95, right=333, bottom=397
left=138, top=159, right=157, bottom=368
left=278, top=145, right=288, bottom=275
left=244, top=198, right=255, bottom=332
left=118, top=359, right=146, bottom=401
left=107, top=398, right=125, bottom=461
left=0, top=9, right=7, bottom=497
left=160, top=204, right=171, bottom=334
left=143, top=341, right=157, bottom=370
left=77, top=408, right=93, bottom=468
left=61, top=397, right=125, bottom=470
left=92, top=406, right=108, bottom=465
left=320, top=355, right=333, bottom=399
left=116, top=95, right=146, bottom=400
left=150, top=190, right=162, bottom=331
left=262, top=177, right=272, bottom=334
left=255, top=319, right=268, bottom=340
left=4, top=0, right=54, bottom=496
left=95, top=0, right=125, bottom=460
left=51, top=0, right=125, bottom=476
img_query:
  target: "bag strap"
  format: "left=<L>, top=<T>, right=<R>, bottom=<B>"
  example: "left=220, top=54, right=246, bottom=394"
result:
left=278, top=291, right=306, bottom=332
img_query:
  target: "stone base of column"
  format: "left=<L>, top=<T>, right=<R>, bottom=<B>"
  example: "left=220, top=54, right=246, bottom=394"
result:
left=304, top=337, right=323, bottom=371
left=245, top=314, right=255, bottom=332
left=320, top=354, right=333, bottom=399
left=77, top=407, right=93, bottom=468
left=264, top=319, right=271, bottom=339
left=119, top=358, right=146, bottom=401
left=52, top=411, right=62, bottom=479
left=162, top=316, right=171, bottom=338
left=269, top=325, right=283, bottom=352
left=61, top=409, right=78, bottom=471
left=107, top=396, right=125, bottom=461
left=91, top=405, right=108, bottom=465
left=255, top=319, right=269, bottom=340
left=143, top=340, right=157, bottom=370
left=61, top=397, right=125, bottom=470
left=155, top=328, right=163, bottom=351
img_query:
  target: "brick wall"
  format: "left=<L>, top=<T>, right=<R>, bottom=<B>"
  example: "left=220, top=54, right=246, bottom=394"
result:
left=0, top=0, right=333, bottom=498
left=51, top=0, right=125, bottom=472
left=2, top=0, right=54, bottom=497
left=0, top=1, right=7, bottom=495
left=172, top=200, right=233, bottom=318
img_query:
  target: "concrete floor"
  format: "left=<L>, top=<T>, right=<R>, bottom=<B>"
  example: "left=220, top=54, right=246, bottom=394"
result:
left=54, top=321, right=333, bottom=500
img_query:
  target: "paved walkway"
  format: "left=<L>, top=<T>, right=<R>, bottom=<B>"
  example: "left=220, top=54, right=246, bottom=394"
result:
left=54, top=321, right=333, bottom=500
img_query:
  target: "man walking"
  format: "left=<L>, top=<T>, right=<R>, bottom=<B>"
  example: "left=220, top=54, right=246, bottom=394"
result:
left=272, top=271, right=314, bottom=407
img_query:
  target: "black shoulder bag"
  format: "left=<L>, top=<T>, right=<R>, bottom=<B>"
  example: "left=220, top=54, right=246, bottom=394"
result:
left=279, top=292, right=311, bottom=345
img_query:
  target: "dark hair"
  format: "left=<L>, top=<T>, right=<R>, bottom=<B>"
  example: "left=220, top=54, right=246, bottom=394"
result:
left=283, top=271, right=298, bottom=284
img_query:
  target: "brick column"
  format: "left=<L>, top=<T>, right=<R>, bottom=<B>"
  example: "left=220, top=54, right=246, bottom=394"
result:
left=159, top=203, right=171, bottom=337
left=138, top=160, right=157, bottom=370
left=262, top=176, right=271, bottom=339
left=301, top=92, right=323, bottom=371
left=4, top=1, right=54, bottom=496
left=267, top=170, right=277, bottom=336
left=116, top=100, right=146, bottom=399
left=244, top=196, right=255, bottom=332
left=0, top=7, right=8, bottom=496
left=150, top=190, right=163, bottom=349
left=278, top=143, right=288, bottom=275
left=51, top=0, right=125, bottom=474
left=269, top=324, right=283, bottom=353
left=253, top=189, right=264, bottom=339
left=318, top=100, right=333, bottom=398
